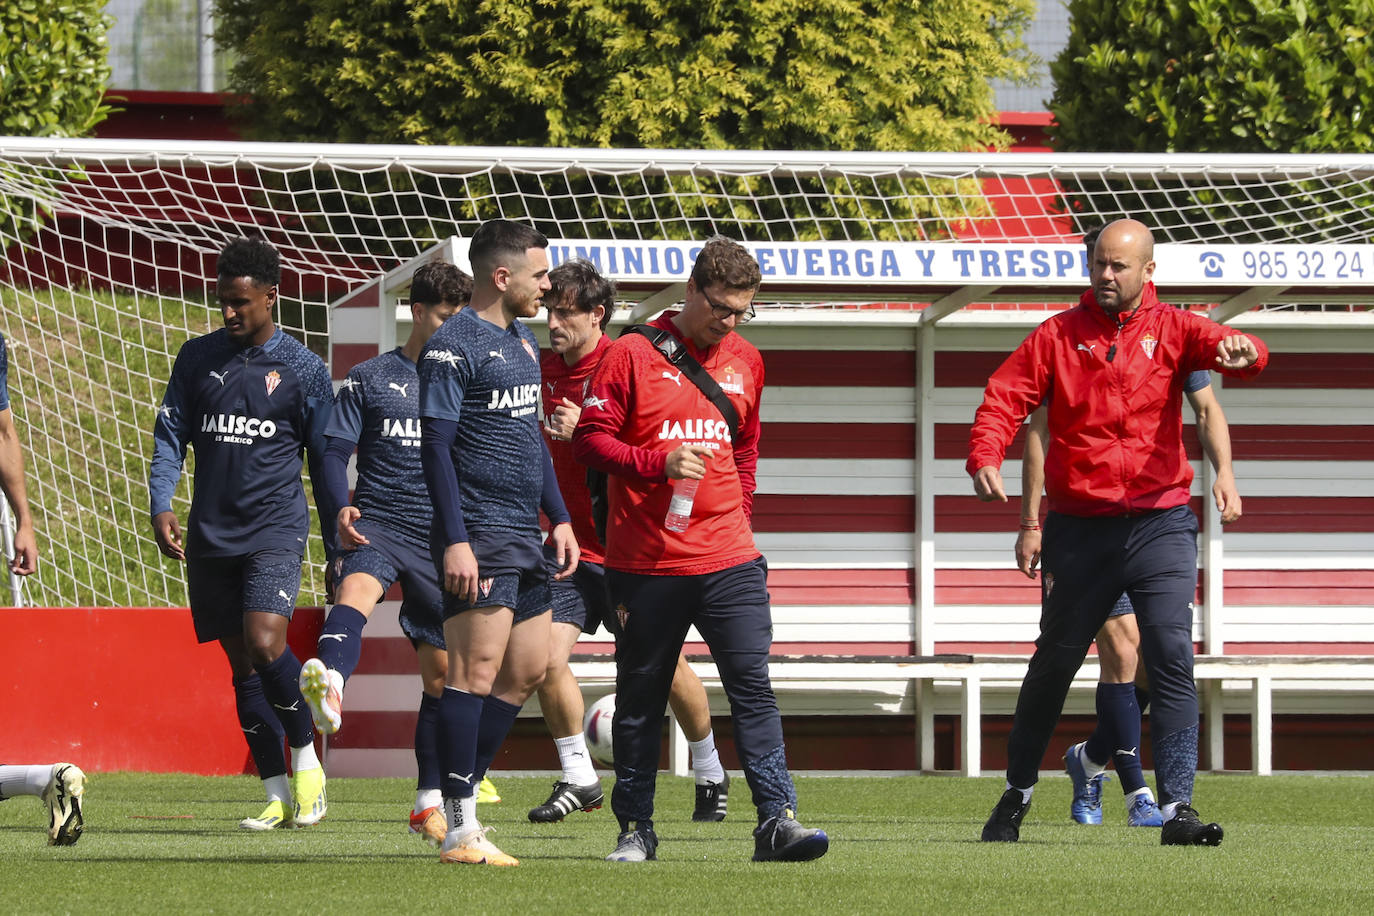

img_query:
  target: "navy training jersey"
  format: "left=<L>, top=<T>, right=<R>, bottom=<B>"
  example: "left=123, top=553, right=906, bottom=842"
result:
left=417, top=307, right=544, bottom=534
left=149, top=327, right=337, bottom=558
left=326, top=347, right=430, bottom=541
left=0, top=332, right=10, bottom=410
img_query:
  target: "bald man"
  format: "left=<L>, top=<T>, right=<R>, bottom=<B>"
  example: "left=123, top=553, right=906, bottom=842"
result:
left=967, top=219, right=1268, bottom=846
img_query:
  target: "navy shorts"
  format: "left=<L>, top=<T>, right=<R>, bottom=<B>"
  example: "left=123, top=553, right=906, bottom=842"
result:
left=1041, top=578, right=1137, bottom=619
left=186, top=549, right=301, bottom=644
left=433, top=528, right=551, bottom=624
left=336, top=522, right=445, bottom=650
left=1107, top=593, right=1135, bottom=618
left=544, top=543, right=615, bottom=636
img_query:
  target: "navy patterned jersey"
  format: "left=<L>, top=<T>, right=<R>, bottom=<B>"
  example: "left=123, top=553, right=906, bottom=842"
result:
left=149, top=327, right=337, bottom=558
left=0, top=332, right=9, bottom=411
left=417, top=307, right=544, bottom=534
left=327, top=347, right=430, bottom=541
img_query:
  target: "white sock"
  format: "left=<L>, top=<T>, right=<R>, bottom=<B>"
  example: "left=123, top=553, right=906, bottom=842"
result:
left=442, top=795, right=479, bottom=848
left=1006, top=781, right=1033, bottom=805
left=555, top=733, right=599, bottom=785
left=414, top=788, right=442, bottom=814
left=1074, top=742, right=1108, bottom=777
left=1126, top=786, right=1155, bottom=802
left=290, top=742, right=321, bottom=773
left=689, top=730, right=725, bottom=784
left=1161, top=801, right=1181, bottom=821
left=0, top=764, right=52, bottom=798
left=263, top=774, right=291, bottom=804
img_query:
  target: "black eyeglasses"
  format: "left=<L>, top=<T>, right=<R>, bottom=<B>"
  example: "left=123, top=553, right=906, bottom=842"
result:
left=702, top=288, right=756, bottom=325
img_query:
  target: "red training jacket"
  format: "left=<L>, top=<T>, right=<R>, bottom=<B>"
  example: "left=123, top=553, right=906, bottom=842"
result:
left=966, top=283, right=1268, bottom=517
left=541, top=334, right=611, bottom=565
left=572, top=312, right=762, bottom=575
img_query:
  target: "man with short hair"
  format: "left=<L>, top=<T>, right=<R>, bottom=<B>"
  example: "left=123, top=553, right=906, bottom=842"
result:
left=0, top=331, right=85, bottom=847
left=417, top=219, right=578, bottom=866
left=969, top=218, right=1267, bottom=846
left=1016, top=227, right=1243, bottom=829
left=530, top=259, right=728, bottom=825
left=574, top=236, right=828, bottom=863
left=298, top=261, right=496, bottom=846
left=149, top=235, right=337, bottom=830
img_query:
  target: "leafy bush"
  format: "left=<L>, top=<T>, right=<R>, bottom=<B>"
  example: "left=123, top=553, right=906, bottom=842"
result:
left=0, top=0, right=114, bottom=238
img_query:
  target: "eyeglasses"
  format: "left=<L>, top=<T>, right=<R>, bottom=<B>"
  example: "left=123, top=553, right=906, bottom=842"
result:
left=702, top=288, right=756, bottom=325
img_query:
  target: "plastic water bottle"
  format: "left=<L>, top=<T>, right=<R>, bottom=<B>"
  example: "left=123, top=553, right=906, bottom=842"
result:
left=664, top=477, right=701, bottom=532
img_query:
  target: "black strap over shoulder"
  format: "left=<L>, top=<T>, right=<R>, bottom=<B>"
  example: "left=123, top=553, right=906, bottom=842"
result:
left=586, top=324, right=743, bottom=543
left=619, top=324, right=741, bottom=441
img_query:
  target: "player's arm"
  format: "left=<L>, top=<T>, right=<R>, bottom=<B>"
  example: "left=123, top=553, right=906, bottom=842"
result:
left=0, top=406, right=36, bottom=575
left=302, top=380, right=342, bottom=560
left=323, top=372, right=367, bottom=549
left=148, top=351, right=192, bottom=561
left=571, top=347, right=670, bottom=483
left=419, top=417, right=477, bottom=602
left=1186, top=385, right=1242, bottom=524
left=733, top=357, right=763, bottom=523
left=967, top=330, right=1051, bottom=502
left=418, top=344, right=479, bottom=602
left=540, top=440, right=579, bottom=579
left=1015, top=407, right=1047, bottom=579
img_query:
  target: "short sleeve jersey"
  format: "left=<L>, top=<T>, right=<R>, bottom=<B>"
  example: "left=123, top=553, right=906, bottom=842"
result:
left=326, top=348, right=430, bottom=542
left=1184, top=369, right=1210, bottom=393
left=149, top=328, right=334, bottom=557
left=541, top=334, right=612, bottom=564
left=417, top=307, right=544, bottom=534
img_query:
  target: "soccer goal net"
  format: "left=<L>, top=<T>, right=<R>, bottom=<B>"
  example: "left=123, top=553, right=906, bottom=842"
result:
left=0, top=137, right=1371, bottom=606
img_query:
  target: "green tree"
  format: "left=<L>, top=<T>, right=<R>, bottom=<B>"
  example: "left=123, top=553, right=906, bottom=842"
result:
left=215, top=0, right=1032, bottom=241
left=1049, top=0, right=1374, bottom=241
left=0, top=0, right=114, bottom=238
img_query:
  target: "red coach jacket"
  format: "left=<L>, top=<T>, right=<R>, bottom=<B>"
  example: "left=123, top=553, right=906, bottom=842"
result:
left=966, top=283, right=1268, bottom=517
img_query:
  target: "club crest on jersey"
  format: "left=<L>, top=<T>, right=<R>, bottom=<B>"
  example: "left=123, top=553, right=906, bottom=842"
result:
left=521, top=338, right=537, bottom=362
left=479, top=578, right=493, bottom=598
left=1140, top=334, right=1158, bottom=360
left=719, top=365, right=744, bottom=395
left=265, top=370, right=281, bottom=396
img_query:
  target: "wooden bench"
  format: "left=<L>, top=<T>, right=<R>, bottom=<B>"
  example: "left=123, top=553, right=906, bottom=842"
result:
left=568, top=652, right=1374, bottom=777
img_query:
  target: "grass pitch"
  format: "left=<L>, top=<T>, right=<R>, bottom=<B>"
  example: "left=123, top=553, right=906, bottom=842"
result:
left=1, top=772, right=1371, bottom=914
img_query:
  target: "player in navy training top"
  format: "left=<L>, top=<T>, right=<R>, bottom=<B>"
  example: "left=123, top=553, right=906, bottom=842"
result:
left=297, top=261, right=491, bottom=845
left=148, top=236, right=336, bottom=831
left=417, top=219, right=577, bottom=867
left=0, top=333, right=89, bottom=848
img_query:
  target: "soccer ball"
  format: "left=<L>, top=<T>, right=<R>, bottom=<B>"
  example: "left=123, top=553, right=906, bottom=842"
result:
left=583, top=693, right=616, bottom=767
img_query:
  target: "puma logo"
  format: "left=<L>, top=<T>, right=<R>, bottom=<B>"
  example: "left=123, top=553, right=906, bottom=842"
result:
left=209, top=370, right=227, bottom=385
left=388, top=382, right=410, bottom=397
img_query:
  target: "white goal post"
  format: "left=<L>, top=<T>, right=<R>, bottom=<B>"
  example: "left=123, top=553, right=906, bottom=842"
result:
left=0, top=137, right=1371, bottom=609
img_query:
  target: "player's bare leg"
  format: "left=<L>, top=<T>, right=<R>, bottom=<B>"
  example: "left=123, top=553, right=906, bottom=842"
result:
left=530, top=621, right=603, bottom=822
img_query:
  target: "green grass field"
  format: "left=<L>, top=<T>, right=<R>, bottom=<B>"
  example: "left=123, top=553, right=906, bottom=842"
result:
left=2, top=772, right=1371, bottom=914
